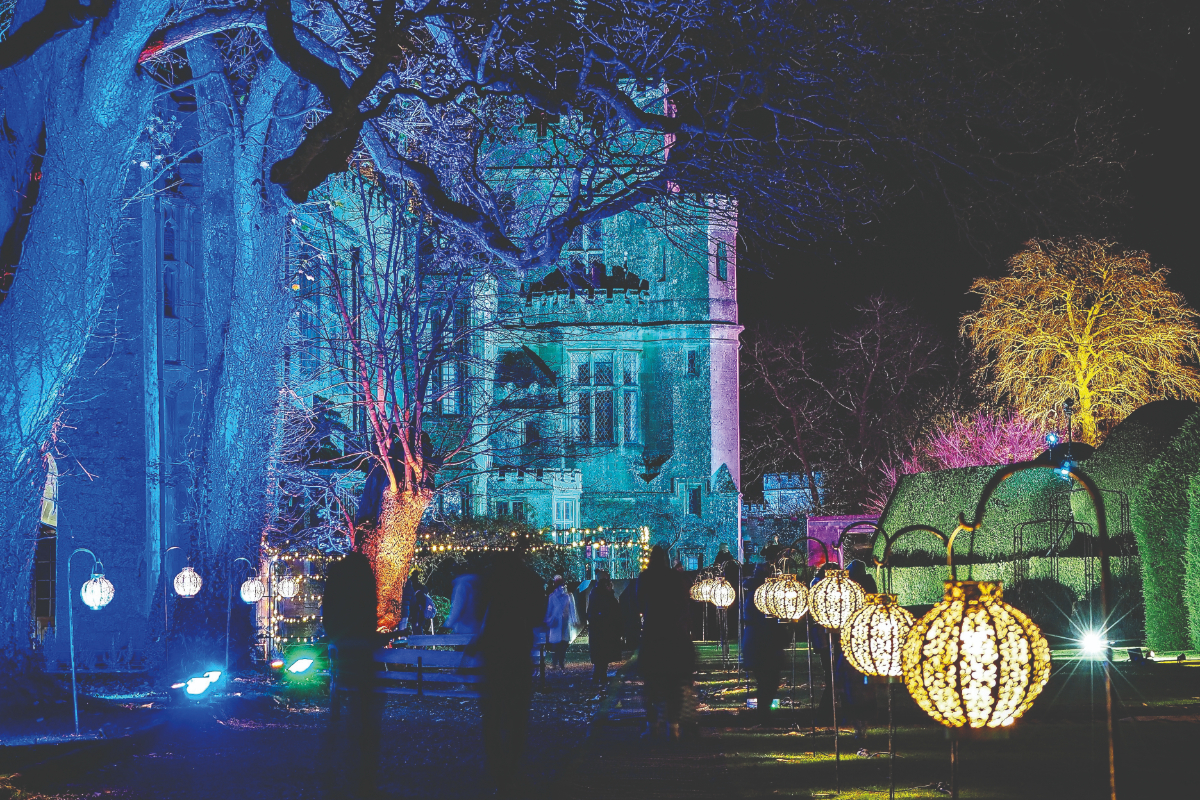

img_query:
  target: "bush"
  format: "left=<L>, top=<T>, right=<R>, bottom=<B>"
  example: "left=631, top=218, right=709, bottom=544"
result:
left=878, top=465, right=1067, bottom=563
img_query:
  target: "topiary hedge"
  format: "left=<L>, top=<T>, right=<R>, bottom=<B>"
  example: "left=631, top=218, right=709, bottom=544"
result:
left=877, top=401, right=1200, bottom=649
left=878, top=466, right=1068, bottom=563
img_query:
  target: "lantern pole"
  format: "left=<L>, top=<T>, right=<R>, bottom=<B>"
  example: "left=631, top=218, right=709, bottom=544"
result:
left=163, top=545, right=186, bottom=667
left=778, top=536, right=833, bottom=736
left=67, top=547, right=103, bottom=737
left=956, top=460, right=1116, bottom=800
left=226, top=557, right=255, bottom=673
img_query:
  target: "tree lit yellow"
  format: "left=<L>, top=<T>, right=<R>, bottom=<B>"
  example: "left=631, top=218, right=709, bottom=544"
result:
left=962, top=238, right=1200, bottom=445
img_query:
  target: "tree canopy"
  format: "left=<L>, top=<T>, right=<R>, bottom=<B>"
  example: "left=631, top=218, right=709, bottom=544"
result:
left=962, top=237, right=1200, bottom=445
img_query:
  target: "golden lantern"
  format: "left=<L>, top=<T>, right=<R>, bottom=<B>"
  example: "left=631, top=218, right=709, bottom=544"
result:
left=843, top=594, right=915, bottom=677
left=809, top=569, right=865, bottom=628
left=709, top=577, right=736, bottom=608
left=756, top=575, right=809, bottom=621
left=753, top=582, right=774, bottom=617
left=689, top=578, right=713, bottom=603
left=902, top=581, right=1051, bottom=729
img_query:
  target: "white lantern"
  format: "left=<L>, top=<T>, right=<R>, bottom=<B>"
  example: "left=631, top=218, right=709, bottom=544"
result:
left=809, top=569, right=866, bottom=629
left=709, top=578, right=736, bottom=608
left=173, top=566, right=202, bottom=598
left=240, top=576, right=266, bottom=604
left=80, top=573, right=115, bottom=610
left=276, top=574, right=299, bottom=599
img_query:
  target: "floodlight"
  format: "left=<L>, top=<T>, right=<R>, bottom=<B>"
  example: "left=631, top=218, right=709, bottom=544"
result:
left=1080, top=631, right=1107, bottom=657
left=287, top=658, right=315, bottom=674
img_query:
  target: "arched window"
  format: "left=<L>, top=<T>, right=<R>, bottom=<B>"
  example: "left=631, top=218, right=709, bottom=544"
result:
left=716, top=240, right=728, bottom=281
left=163, top=220, right=176, bottom=260
left=163, top=264, right=178, bottom=318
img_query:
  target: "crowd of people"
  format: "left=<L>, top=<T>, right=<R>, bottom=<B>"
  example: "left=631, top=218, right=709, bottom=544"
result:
left=323, top=528, right=878, bottom=798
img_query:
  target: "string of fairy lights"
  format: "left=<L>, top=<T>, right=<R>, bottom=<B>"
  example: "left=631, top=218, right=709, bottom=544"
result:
left=261, top=527, right=652, bottom=649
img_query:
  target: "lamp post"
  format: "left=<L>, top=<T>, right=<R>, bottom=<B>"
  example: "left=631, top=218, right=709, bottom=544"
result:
left=226, top=557, right=257, bottom=673
left=68, top=548, right=114, bottom=736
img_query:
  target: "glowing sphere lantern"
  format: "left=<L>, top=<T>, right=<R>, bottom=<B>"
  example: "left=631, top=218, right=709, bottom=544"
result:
left=709, top=577, right=736, bottom=608
left=901, top=581, right=1051, bottom=729
left=689, top=578, right=713, bottom=603
left=240, top=576, right=267, bottom=604
left=756, top=575, right=809, bottom=621
left=809, top=569, right=866, bottom=629
left=173, top=566, right=202, bottom=598
left=753, top=582, right=775, bottom=617
left=80, top=572, right=115, bottom=610
left=276, top=574, right=300, bottom=599
left=843, top=594, right=915, bottom=677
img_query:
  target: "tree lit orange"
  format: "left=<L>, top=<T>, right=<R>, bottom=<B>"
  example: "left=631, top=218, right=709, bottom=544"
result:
left=961, top=238, right=1200, bottom=444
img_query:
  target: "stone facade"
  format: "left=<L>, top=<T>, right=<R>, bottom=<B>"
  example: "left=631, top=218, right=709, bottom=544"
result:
left=481, top=198, right=744, bottom=569
left=41, top=164, right=207, bottom=670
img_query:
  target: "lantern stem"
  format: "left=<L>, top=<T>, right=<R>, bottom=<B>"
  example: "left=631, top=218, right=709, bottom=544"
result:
left=227, top=557, right=255, bottom=674
left=950, top=730, right=959, bottom=799
left=831, top=628, right=840, bottom=794
left=67, top=547, right=101, bottom=737
left=888, top=680, right=896, bottom=800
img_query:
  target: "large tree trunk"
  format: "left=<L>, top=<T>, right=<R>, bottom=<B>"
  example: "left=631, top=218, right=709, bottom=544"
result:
left=0, top=0, right=170, bottom=673
left=192, top=53, right=297, bottom=561
left=363, top=486, right=432, bottom=629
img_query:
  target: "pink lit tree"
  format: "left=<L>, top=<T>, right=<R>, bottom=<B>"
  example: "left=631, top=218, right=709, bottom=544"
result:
left=866, top=409, right=1047, bottom=512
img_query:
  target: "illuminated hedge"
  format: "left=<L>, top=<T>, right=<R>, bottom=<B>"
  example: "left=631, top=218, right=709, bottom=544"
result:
left=879, top=467, right=1066, bottom=563
left=1072, top=401, right=1198, bottom=650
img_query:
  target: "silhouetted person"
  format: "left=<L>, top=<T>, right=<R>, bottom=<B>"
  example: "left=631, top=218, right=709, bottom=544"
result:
left=471, top=552, right=545, bottom=797
left=545, top=575, right=577, bottom=668
left=743, top=564, right=788, bottom=723
left=587, top=574, right=622, bottom=684
left=446, top=568, right=483, bottom=634
left=323, top=540, right=382, bottom=795
left=619, top=581, right=641, bottom=652
left=637, top=545, right=695, bottom=739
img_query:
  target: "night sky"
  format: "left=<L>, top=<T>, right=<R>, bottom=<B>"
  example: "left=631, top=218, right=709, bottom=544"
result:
left=742, top=1, right=1196, bottom=342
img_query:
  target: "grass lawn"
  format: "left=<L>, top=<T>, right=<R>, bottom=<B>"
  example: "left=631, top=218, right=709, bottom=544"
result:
left=688, top=643, right=1200, bottom=798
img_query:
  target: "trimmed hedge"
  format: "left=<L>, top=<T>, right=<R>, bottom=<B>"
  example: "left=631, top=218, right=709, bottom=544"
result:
left=878, top=400, right=1200, bottom=649
left=883, top=556, right=1137, bottom=605
left=1070, top=400, right=1197, bottom=545
left=878, top=466, right=1067, bottom=562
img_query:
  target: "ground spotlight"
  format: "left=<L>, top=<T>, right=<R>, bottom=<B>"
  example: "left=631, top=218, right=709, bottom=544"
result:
left=1080, top=631, right=1108, bottom=657
left=173, top=669, right=223, bottom=698
left=287, top=657, right=315, bottom=674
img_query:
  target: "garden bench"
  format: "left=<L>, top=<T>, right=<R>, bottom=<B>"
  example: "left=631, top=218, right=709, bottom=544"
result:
left=369, top=632, right=548, bottom=699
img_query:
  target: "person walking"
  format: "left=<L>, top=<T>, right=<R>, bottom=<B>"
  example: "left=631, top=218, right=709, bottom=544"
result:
left=742, top=564, right=788, bottom=724
left=323, top=536, right=383, bottom=796
left=471, top=551, right=545, bottom=798
left=637, top=545, right=695, bottom=740
left=445, top=568, right=483, bottom=635
left=586, top=573, right=622, bottom=685
left=544, top=575, right=577, bottom=669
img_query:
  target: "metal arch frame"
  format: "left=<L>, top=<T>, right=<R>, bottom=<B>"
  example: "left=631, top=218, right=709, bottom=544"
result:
left=950, top=460, right=1116, bottom=800
left=67, top=547, right=106, bottom=736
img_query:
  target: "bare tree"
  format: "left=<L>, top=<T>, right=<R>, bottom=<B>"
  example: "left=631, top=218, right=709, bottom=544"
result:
left=292, top=170, right=563, bottom=626
left=742, top=297, right=955, bottom=512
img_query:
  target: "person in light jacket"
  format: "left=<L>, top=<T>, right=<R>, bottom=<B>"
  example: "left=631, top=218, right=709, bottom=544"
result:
left=544, top=575, right=578, bottom=669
